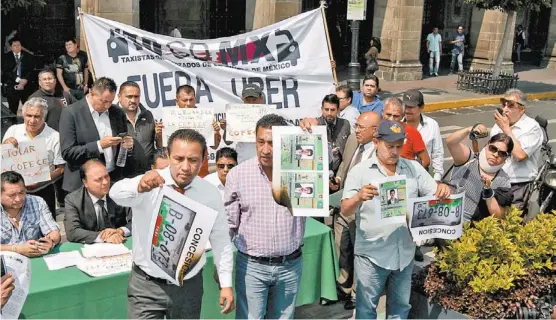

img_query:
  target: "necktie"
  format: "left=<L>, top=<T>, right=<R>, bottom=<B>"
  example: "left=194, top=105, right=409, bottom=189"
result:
left=173, top=185, right=185, bottom=194
left=327, top=123, right=334, bottom=143
left=15, top=54, right=21, bottom=77
left=348, top=145, right=365, bottom=172
left=96, top=199, right=111, bottom=230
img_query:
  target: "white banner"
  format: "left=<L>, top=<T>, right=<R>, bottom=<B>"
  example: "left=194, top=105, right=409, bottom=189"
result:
left=407, top=193, right=465, bottom=242
left=81, top=8, right=335, bottom=124
left=1, top=139, right=51, bottom=185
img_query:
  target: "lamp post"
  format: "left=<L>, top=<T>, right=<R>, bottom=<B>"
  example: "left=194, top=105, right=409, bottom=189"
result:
left=347, top=20, right=361, bottom=91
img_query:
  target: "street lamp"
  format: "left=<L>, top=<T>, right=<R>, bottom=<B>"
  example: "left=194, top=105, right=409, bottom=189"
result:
left=347, top=20, right=361, bottom=91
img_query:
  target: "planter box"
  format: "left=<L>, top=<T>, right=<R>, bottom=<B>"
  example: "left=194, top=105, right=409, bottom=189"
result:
left=409, top=291, right=469, bottom=319
left=456, top=70, right=519, bottom=95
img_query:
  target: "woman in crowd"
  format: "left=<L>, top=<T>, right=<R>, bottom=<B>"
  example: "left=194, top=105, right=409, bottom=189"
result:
left=443, top=124, right=514, bottom=222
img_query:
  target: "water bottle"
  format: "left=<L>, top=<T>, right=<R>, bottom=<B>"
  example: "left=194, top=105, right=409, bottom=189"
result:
left=116, top=142, right=128, bottom=167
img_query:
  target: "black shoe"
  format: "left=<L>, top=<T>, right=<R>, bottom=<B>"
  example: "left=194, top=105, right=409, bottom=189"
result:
left=344, top=299, right=356, bottom=310
left=415, top=247, right=424, bottom=262
left=321, top=298, right=337, bottom=306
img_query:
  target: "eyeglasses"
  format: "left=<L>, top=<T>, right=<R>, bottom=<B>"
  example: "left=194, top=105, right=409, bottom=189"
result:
left=488, top=144, right=510, bottom=159
left=355, top=124, right=378, bottom=131
left=217, top=163, right=235, bottom=170
left=500, top=98, right=523, bottom=109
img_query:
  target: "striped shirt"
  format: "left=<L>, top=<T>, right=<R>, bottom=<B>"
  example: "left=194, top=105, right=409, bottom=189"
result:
left=1, top=195, right=59, bottom=244
left=225, top=157, right=306, bottom=257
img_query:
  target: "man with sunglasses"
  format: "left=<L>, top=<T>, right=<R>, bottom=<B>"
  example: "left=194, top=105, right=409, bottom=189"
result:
left=204, top=147, right=237, bottom=198
left=490, top=89, right=543, bottom=212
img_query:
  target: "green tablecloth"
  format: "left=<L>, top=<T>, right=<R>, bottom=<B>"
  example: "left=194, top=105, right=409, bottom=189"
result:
left=20, top=218, right=338, bottom=319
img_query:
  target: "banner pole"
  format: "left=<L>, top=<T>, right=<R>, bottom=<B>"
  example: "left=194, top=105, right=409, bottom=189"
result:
left=320, top=4, right=338, bottom=86
left=78, top=7, right=97, bottom=82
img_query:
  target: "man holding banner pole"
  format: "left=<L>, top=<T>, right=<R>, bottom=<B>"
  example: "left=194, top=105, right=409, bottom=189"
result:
left=2, top=97, right=65, bottom=219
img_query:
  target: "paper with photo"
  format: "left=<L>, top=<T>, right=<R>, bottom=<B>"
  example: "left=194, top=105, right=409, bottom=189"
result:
left=162, top=108, right=215, bottom=146
left=225, top=104, right=276, bottom=142
left=373, top=175, right=408, bottom=227
left=147, top=186, right=217, bottom=286
left=408, top=193, right=465, bottom=242
left=272, top=126, right=329, bottom=217
left=0, top=252, right=31, bottom=319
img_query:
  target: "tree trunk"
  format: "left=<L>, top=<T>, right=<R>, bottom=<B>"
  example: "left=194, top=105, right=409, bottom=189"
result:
left=493, top=10, right=516, bottom=78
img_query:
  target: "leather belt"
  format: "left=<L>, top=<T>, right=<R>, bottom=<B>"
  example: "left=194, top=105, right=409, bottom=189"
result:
left=238, top=248, right=302, bottom=265
left=132, top=263, right=168, bottom=284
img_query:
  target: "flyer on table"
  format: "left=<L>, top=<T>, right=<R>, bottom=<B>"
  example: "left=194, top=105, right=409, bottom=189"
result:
left=147, top=186, right=217, bottom=286
left=271, top=126, right=329, bottom=217
left=407, top=193, right=465, bottom=242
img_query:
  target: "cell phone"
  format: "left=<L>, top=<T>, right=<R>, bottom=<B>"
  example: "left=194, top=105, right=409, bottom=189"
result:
left=116, top=133, right=127, bottom=138
left=496, top=107, right=504, bottom=116
left=38, top=238, right=48, bottom=243
left=1, top=256, right=6, bottom=278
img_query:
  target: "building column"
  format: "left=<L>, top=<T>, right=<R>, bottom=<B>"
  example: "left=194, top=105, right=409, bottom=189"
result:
left=79, top=0, right=139, bottom=47
left=248, top=0, right=302, bottom=30
left=372, top=0, right=424, bottom=81
left=468, top=8, right=515, bottom=73
left=542, top=1, right=556, bottom=69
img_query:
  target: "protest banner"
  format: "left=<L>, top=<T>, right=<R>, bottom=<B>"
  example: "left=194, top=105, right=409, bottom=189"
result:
left=407, top=193, right=465, bottom=242
left=147, top=186, right=217, bottom=286
left=162, top=108, right=215, bottom=146
left=225, top=104, right=276, bottom=142
left=272, top=126, right=329, bottom=217
left=1, top=139, right=50, bottom=185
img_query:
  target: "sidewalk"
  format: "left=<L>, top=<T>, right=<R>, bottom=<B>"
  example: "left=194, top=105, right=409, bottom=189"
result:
left=336, top=65, right=556, bottom=111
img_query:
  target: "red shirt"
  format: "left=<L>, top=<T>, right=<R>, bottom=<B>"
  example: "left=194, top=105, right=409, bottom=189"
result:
left=401, top=123, right=426, bottom=160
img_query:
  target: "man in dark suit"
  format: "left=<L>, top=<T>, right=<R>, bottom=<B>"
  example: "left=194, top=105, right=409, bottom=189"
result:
left=317, top=94, right=351, bottom=173
left=64, top=160, right=132, bottom=244
left=1, top=38, right=34, bottom=115
left=59, top=77, right=147, bottom=192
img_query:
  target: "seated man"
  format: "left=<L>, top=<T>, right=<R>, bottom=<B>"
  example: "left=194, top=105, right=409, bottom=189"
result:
left=0, top=171, right=61, bottom=257
left=64, top=159, right=132, bottom=244
left=204, top=147, right=237, bottom=199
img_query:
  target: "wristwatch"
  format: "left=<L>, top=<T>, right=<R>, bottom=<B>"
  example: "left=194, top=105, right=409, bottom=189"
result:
left=482, top=187, right=494, bottom=199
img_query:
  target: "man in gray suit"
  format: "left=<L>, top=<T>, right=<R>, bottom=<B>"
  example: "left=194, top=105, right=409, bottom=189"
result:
left=64, top=160, right=132, bottom=244
left=317, top=94, right=351, bottom=174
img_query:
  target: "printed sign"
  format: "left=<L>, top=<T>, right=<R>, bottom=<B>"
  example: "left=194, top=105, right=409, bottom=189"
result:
left=347, top=0, right=367, bottom=20
left=373, top=176, right=408, bottom=227
left=225, top=104, right=275, bottom=142
left=162, top=108, right=215, bottom=146
left=1, top=139, right=50, bottom=185
left=408, top=193, right=465, bottom=242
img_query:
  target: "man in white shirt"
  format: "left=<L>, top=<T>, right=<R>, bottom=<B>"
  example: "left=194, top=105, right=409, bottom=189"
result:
left=109, top=129, right=234, bottom=318
left=2, top=97, right=65, bottom=219
left=336, top=85, right=360, bottom=133
left=204, top=147, right=237, bottom=199
left=490, top=89, right=543, bottom=212
left=403, top=89, right=444, bottom=181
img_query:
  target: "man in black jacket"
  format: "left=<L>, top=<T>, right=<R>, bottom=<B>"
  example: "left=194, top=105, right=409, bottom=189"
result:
left=64, top=160, right=132, bottom=244
left=1, top=38, right=34, bottom=115
left=29, top=68, right=76, bottom=131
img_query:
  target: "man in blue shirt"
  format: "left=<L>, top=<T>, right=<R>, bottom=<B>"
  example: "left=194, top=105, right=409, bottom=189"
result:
left=351, top=75, right=384, bottom=115
left=450, top=25, right=466, bottom=73
left=426, top=26, right=442, bottom=76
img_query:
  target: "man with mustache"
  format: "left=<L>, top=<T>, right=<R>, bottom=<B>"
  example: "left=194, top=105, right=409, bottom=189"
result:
left=318, top=94, right=351, bottom=173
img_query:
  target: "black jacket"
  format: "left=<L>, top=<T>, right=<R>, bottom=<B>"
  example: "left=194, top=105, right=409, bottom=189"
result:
left=1, top=51, right=34, bottom=85
left=29, top=89, right=77, bottom=131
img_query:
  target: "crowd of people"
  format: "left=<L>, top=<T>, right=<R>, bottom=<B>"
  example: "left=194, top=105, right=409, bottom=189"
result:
left=0, top=34, right=546, bottom=319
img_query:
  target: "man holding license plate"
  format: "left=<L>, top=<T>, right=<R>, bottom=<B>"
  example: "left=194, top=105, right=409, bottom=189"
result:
left=341, top=120, right=451, bottom=319
left=109, top=129, right=234, bottom=319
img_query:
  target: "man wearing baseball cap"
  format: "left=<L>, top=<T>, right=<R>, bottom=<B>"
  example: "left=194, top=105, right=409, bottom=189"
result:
left=220, top=83, right=265, bottom=164
left=341, top=120, right=451, bottom=319
left=403, top=89, right=444, bottom=182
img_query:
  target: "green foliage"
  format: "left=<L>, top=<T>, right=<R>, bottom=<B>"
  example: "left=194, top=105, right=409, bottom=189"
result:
left=1, top=0, right=46, bottom=15
left=435, top=207, right=555, bottom=293
left=464, top=0, right=552, bottom=12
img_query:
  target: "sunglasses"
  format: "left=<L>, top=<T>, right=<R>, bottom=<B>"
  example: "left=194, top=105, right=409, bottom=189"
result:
left=217, top=164, right=235, bottom=169
left=488, top=144, right=510, bottom=158
left=500, top=98, right=523, bottom=109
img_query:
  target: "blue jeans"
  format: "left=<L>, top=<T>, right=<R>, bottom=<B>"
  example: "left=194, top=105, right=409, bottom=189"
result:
left=355, top=255, right=414, bottom=319
left=235, top=253, right=303, bottom=319
left=450, top=52, right=463, bottom=72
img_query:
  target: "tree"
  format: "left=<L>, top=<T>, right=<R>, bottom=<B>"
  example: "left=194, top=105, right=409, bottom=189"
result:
left=1, top=0, right=46, bottom=15
left=464, top=0, right=552, bottom=77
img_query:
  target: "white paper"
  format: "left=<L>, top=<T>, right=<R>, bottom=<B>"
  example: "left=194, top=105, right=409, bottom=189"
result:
left=81, top=243, right=131, bottom=258
left=162, top=108, right=215, bottom=146
left=272, top=126, right=329, bottom=217
left=76, top=253, right=132, bottom=277
left=407, top=193, right=465, bottom=242
left=43, top=251, right=84, bottom=270
left=372, top=175, right=408, bottom=228
left=147, top=186, right=218, bottom=286
left=347, top=0, right=367, bottom=20
left=1, top=139, right=51, bottom=185
left=225, top=104, right=276, bottom=142
left=1, top=252, right=31, bottom=319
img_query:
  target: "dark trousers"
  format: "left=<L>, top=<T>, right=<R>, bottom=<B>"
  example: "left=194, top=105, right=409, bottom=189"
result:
left=334, top=212, right=357, bottom=299
left=5, top=86, right=30, bottom=115
left=511, top=181, right=533, bottom=215
left=127, top=265, right=203, bottom=319
left=54, top=178, right=67, bottom=207
left=28, top=184, right=56, bottom=220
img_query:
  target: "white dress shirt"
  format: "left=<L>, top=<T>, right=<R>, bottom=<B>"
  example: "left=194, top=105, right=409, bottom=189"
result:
left=339, top=105, right=360, bottom=133
left=3, top=123, right=65, bottom=191
left=204, top=172, right=225, bottom=198
left=86, top=96, right=115, bottom=172
left=351, top=140, right=376, bottom=164
left=491, top=114, right=543, bottom=183
left=109, top=167, right=234, bottom=287
left=416, top=115, right=444, bottom=181
left=88, top=191, right=131, bottom=243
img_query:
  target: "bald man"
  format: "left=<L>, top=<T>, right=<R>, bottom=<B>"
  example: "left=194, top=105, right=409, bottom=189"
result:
left=300, top=111, right=381, bottom=309
left=382, top=97, right=430, bottom=169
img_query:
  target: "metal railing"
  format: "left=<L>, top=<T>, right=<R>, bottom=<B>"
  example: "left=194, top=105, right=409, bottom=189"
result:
left=456, top=70, right=519, bottom=95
